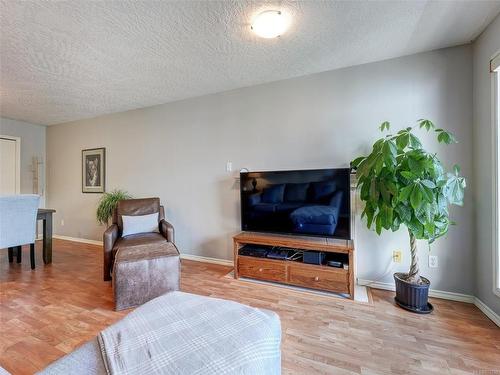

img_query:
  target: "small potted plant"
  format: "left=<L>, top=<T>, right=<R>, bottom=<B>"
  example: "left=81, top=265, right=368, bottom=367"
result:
left=96, top=189, right=132, bottom=225
left=351, top=119, right=466, bottom=313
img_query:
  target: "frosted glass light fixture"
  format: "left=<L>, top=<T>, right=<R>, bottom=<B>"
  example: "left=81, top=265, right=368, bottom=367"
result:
left=251, top=10, right=289, bottom=38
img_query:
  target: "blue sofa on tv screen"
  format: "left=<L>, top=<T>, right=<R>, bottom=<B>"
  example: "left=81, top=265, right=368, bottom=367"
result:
left=245, top=181, right=343, bottom=236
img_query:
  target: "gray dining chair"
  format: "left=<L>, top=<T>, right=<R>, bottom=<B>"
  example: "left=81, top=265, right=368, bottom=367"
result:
left=0, top=195, right=40, bottom=269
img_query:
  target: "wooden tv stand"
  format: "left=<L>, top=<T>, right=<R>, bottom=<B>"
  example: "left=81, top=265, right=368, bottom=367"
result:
left=233, top=232, right=355, bottom=299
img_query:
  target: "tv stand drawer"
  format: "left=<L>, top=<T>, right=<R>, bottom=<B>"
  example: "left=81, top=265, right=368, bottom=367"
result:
left=238, top=256, right=286, bottom=283
left=288, top=264, right=349, bottom=293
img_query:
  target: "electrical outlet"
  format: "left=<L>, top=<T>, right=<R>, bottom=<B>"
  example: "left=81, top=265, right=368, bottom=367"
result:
left=226, top=161, right=232, bottom=172
left=392, top=250, right=402, bottom=263
left=429, top=255, right=438, bottom=268
left=60, top=219, right=65, bottom=226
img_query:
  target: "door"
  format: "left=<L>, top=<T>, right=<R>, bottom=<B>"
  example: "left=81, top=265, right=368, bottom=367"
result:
left=0, top=136, right=21, bottom=194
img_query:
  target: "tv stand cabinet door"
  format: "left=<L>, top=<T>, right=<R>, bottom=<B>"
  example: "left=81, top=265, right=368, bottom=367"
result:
left=288, top=264, right=349, bottom=294
left=238, top=257, right=286, bottom=283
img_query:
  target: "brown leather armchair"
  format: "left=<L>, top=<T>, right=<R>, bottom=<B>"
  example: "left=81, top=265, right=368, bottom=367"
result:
left=103, top=197, right=175, bottom=281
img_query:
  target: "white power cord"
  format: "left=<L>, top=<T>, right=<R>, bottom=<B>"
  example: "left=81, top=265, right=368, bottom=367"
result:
left=360, top=257, right=397, bottom=287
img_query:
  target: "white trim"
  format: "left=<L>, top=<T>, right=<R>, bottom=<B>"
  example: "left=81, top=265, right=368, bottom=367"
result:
left=180, top=253, right=233, bottom=266
left=357, top=278, right=475, bottom=303
left=492, top=65, right=500, bottom=298
left=53, top=235, right=235, bottom=266
left=474, top=297, right=500, bottom=327
left=491, top=52, right=500, bottom=72
left=53, top=235, right=102, bottom=246
left=0, top=135, right=21, bottom=194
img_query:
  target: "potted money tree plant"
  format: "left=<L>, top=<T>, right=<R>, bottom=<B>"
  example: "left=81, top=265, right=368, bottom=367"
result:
left=351, top=119, right=466, bottom=313
left=96, top=189, right=132, bottom=225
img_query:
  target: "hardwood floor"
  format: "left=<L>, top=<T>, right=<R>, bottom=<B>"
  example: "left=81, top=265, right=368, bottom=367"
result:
left=1, top=239, right=499, bottom=374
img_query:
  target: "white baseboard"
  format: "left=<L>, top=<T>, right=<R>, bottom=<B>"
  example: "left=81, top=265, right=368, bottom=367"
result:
left=54, top=235, right=233, bottom=266
left=53, top=235, right=102, bottom=246
left=358, top=278, right=500, bottom=327
left=474, top=297, right=500, bottom=327
left=180, top=253, right=233, bottom=266
left=357, top=278, right=475, bottom=303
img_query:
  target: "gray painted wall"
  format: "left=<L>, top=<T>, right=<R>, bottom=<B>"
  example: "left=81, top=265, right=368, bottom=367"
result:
left=472, top=14, right=500, bottom=314
left=47, top=45, right=475, bottom=294
left=0, top=117, right=46, bottom=206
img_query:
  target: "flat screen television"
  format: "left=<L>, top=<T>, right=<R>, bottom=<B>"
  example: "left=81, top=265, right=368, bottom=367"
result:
left=240, top=168, right=351, bottom=239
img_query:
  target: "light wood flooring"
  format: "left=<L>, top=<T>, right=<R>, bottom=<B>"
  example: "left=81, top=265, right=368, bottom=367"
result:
left=1, top=239, right=499, bottom=374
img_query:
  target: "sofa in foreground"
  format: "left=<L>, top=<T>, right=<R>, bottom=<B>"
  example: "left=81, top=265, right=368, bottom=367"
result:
left=37, top=291, right=282, bottom=375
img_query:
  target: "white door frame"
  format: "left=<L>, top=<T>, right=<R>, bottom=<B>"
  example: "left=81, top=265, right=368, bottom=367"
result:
left=0, top=135, right=21, bottom=194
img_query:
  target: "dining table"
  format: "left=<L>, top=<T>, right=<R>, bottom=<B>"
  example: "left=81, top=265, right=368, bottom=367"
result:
left=37, top=208, right=56, bottom=264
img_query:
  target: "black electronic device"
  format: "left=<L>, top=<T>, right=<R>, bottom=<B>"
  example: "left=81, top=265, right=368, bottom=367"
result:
left=266, top=249, right=291, bottom=260
left=303, top=251, right=325, bottom=265
left=239, top=245, right=269, bottom=258
left=327, top=260, right=343, bottom=268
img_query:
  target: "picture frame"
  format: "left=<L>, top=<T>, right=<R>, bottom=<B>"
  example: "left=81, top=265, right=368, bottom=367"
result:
left=82, top=147, right=105, bottom=193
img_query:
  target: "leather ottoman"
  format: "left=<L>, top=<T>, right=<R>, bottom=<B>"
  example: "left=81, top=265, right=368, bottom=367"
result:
left=112, top=240, right=180, bottom=311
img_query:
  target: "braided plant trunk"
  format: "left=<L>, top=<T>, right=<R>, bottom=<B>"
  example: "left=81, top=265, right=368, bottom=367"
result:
left=406, top=229, right=421, bottom=284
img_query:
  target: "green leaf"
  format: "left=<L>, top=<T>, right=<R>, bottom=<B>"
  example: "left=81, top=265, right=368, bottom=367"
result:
left=379, top=180, right=391, bottom=203
left=410, top=185, right=422, bottom=210
left=374, top=155, right=384, bottom=175
left=418, top=119, right=435, bottom=131
left=386, top=181, right=398, bottom=196
left=385, top=206, right=394, bottom=229
left=351, top=156, right=365, bottom=169
left=360, top=179, right=371, bottom=200
left=396, top=133, right=410, bottom=150
left=400, top=171, right=416, bottom=181
left=409, top=134, right=422, bottom=149
left=396, top=204, right=412, bottom=223
left=382, top=141, right=397, bottom=166
left=370, top=179, right=380, bottom=202
left=375, top=214, right=383, bottom=235
left=445, top=175, right=466, bottom=206
left=421, top=179, right=436, bottom=189
left=379, top=121, right=390, bottom=131
left=399, top=185, right=413, bottom=202
left=420, top=184, right=434, bottom=203
left=437, top=130, right=457, bottom=144
left=408, top=157, right=424, bottom=175
left=365, top=205, right=375, bottom=228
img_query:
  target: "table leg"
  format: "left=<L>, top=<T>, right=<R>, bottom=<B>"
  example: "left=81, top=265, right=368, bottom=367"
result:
left=42, top=215, right=53, bottom=264
left=8, top=247, right=13, bottom=263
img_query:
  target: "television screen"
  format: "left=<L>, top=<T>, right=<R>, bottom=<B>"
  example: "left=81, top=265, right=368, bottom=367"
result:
left=240, top=168, right=351, bottom=239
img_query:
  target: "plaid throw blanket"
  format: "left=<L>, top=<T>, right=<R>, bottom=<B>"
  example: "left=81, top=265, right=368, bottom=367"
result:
left=97, top=291, right=282, bottom=375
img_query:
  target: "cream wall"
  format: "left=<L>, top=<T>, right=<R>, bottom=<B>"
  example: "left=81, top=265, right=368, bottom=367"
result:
left=47, top=45, right=475, bottom=294
left=472, top=14, right=500, bottom=314
left=0, top=117, right=46, bottom=206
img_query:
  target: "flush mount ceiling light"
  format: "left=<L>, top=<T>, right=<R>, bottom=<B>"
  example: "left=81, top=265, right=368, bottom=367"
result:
left=251, top=10, right=289, bottom=38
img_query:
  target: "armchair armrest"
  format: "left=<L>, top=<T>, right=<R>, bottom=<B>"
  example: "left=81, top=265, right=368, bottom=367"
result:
left=103, top=224, right=119, bottom=281
left=160, top=219, right=175, bottom=243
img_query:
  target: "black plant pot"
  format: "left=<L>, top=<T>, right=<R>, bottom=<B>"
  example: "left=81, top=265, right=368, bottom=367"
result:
left=394, top=272, right=433, bottom=314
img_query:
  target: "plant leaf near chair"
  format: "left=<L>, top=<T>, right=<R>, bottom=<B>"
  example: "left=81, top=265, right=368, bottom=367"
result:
left=96, top=189, right=132, bottom=225
left=351, top=119, right=466, bottom=312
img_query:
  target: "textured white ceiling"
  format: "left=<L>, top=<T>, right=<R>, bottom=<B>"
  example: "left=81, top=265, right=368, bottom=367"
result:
left=1, top=0, right=499, bottom=126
